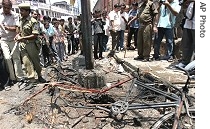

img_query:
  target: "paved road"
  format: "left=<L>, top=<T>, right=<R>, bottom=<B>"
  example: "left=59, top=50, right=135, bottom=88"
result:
left=103, top=45, right=189, bottom=84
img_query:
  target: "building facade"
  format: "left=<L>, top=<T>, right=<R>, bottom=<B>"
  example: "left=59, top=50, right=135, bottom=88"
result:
left=93, top=0, right=137, bottom=12
left=0, top=0, right=80, bottom=18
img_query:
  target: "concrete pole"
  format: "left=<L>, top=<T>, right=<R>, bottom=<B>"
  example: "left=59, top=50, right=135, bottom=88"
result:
left=112, top=0, right=113, bottom=10
left=81, top=0, right=94, bottom=69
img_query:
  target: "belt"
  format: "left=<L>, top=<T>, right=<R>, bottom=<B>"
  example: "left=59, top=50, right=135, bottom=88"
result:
left=141, top=22, right=152, bottom=26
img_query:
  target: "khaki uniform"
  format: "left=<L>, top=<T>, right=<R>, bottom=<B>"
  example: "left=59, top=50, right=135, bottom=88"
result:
left=19, top=16, right=42, bottom=79
left=137, top=1, right=158, bottom=59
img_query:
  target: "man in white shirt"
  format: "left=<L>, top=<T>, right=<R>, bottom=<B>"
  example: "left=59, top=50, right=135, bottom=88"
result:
left=108, top=3, right=121, bottom=57
left=176, top=0, right=195, bottom=68
left=118, top=3, right=128, bottom=51
left=0, top=0, right=25, bottom=90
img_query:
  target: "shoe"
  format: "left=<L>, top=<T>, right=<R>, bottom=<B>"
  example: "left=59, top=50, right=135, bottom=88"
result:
left=107, top=51, right=114, bottom=57
left=159, top=56, right=169, bottom=60
left=8, top=80, right=15, bottom=86
left=153, top=55, right=160, bottom=61
left=175, top=62, right=186, bottom=69
left=29, top=78, right=37, bottom=83
left=44, top=64, right=48, bottom=68
left=17, top=77, right=25, bottom=82
left=4, top=86, right=11, bottom=91
left=120, top=48, right=125, bottom=51
left=154, top=57, right=160, bottom=61
left=115, top=50, right=120, bottom=53
left=16, top=78, right=25, bottom=86
left=99, top=56, right=104, bottom=60
left=134, top=56, right=144, bottom=60
left=80, top=51, right=83, bottom=55
left=94, top=56, right=99, bottom=60
left=142, top=58, right=151, bottom=62
left=167, top=57, right=174, bottom=62
left=45, top=62, right=51, bottom=67
left=38, top=76, right=47, bottom=83
left=127, top=46, right=135, bottom=50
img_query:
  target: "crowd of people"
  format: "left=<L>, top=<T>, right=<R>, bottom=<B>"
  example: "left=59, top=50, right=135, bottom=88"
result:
left=0, top=0, right=195, bottom=91
left=0, top=0, right=82, bottom=90
left=91, top=0, right=194, bottom=68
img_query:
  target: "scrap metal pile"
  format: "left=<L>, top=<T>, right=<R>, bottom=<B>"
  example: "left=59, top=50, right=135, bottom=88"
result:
left=3, top=56, right=195, bottom=129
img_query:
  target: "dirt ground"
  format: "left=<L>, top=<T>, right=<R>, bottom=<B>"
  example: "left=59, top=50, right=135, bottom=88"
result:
left=0, top=47, right=195, bottom=129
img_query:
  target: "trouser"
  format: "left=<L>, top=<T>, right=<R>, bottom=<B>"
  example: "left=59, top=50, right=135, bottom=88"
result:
left=55, top=42, right=65, bottom=62
left=180, top=28, right=195, bottom=65
left=75, top=38, right=79, bottom=51
left=49, top=36, right=60, bottom=62
left=79, top=35, right=83, bottom=55
left=154, top=27, right=174, bottom=59
left=42, top=44, right=51, bottom=65
left=102, top=35, right=109, bottom=52
left=0, top=40, right=24, bottom=80
left=0, top=47, right=9, bottom=87
left=94, top=33, right=103, bottom=58
left=109, top=30, right=120, bottom=52
left=51, top=43, right=60, bottom=63
left=137, top=24, right=152, bottom=59
left=20, top=42, right=42, bottom=79
left=127, top=27, right=138, bottom=48
left=67, top=35, right=75, bottom=54
left=117, top=30, right=125, bottom=49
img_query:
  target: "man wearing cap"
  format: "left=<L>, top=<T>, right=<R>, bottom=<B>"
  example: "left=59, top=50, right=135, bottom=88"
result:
left=15, top=3, right=46, bottom=83
left=0, top=0, right=25, bottom=90
left=128, top=0, right=159, bottom=61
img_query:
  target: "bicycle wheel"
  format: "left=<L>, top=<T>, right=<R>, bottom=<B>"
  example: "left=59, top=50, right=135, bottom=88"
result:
left=151, top=111, right=175, bottom=129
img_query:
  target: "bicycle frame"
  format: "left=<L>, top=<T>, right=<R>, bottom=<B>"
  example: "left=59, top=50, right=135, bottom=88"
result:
left=172, top=66, right=195, bottom=129
left=45, top=64, right=195, bottom=129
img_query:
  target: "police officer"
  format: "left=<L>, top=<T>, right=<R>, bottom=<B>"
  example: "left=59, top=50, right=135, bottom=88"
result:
left=15, top=3, right=46, bottom=83
left=128, top=0, right=159, bottom=61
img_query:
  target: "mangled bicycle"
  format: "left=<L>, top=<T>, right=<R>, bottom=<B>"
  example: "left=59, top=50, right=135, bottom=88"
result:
left=44, top=64, right=195, bottom=129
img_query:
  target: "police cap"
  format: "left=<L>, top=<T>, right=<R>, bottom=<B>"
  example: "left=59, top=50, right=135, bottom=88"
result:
left=132, top=2, right=138, bottom=6
left=18, top=3, right=30, bottom=9
left=114, top=3, right=121, bottom=8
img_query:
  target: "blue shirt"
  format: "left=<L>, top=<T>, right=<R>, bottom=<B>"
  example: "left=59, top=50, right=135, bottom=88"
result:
left=157, top=1, right=181, bottom=28
left=46, top=23, right=55, bottom=37
left=128, top=9, right=140, bottom=28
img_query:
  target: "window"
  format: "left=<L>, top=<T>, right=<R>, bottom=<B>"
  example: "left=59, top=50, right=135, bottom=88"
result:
left=41, top=10, right=44, bottom=15
left=15, top=8, right=19, bottom=13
